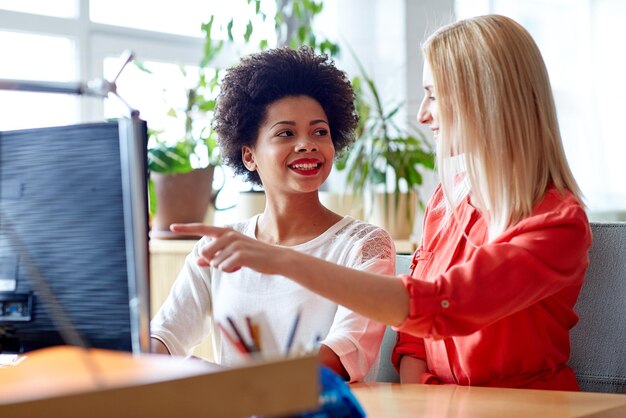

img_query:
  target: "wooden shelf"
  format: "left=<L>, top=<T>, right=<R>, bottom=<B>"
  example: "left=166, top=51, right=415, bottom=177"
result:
left=149, top=239, right=213, bottom=360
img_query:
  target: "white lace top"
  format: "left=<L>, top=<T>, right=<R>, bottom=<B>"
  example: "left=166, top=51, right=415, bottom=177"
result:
left=151, top=215, right=395, bottom=381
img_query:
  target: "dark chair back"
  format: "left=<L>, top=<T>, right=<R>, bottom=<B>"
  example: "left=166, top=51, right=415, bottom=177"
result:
left=570, top=222, right=626, bottom=393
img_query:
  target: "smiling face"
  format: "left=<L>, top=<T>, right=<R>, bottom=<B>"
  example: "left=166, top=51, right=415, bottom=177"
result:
left=417, top=59, right=440, bottom=140
left=242, top=95, right=334, bottom=196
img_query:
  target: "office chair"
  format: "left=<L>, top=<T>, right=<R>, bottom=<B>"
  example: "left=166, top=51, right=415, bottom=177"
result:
left=570, top=222, right=626, bottom=393
left=377, top=222, right=626, bottom=393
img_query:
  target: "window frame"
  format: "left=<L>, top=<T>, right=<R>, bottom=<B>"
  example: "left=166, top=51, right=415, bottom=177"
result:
left=0, top=0, right=228, bottom=123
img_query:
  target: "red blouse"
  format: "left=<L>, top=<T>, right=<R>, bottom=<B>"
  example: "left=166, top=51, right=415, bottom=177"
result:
left=392, top=185, right=591, bottom=390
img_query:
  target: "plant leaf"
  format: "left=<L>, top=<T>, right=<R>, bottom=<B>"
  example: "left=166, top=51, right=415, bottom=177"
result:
left=244, top=20, right=253, bottom=42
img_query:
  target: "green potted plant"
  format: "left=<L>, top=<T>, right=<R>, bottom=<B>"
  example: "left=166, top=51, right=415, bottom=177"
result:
left=146, top=87, right=221, bottom=237
left=137, top=17, right=225, bottom=238
left=336, top=55, right=435, bottom=239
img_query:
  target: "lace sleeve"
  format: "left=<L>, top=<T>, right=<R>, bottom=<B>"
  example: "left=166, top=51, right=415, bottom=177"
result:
left=359, top=226, right=394, bottom=263
left=322, top=221, right=394, bottom=380
left=333, top=222, right=394, bottom=268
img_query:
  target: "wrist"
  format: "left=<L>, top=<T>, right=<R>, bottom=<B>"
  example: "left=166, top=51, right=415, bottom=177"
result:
left=277, top=247, right=302, bottom=279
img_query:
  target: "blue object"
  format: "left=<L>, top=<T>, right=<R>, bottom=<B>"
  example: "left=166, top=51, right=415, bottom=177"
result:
left=296, top=366, right=366, bottom=418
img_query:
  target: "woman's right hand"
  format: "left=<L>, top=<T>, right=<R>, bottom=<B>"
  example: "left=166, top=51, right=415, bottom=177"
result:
left=170, top=223, right=290, bottom=275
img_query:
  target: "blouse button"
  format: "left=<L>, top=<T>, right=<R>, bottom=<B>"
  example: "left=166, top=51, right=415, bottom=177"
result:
left=440, top=300, right=450, bottom=309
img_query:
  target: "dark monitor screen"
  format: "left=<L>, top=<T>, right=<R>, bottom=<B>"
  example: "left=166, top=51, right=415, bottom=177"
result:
left=0, top=119, right=151, bottom=354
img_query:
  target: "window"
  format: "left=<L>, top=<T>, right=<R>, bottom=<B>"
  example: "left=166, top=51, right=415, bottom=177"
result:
left=0, top=0, right=76, bottom=18
left=0, top=1, right=276, bottom=128
left=456, top=0, right=626, bottom=216
left=0, top=0, right=277, bottom=221
left=90, top=0, right=275, bottom=41
left=103, top=60, right=204, bottom=142
left=0, top=30, right=79, bottom=130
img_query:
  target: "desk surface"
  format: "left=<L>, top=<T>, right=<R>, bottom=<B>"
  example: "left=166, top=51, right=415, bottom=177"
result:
left=351, top=383, right=626, bottom=418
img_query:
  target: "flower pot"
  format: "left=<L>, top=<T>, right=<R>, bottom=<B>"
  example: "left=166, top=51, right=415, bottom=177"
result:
left=150, top=166, right=215, bottom=239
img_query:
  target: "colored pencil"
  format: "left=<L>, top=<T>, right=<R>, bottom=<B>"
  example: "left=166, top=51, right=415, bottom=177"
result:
left=227, top=316, right=258, bottom=353
left=284, top=309, right=302, bottom=355
left=245, top=316, right=262, bottom=352
left=217, top=321, right=249, bottom=357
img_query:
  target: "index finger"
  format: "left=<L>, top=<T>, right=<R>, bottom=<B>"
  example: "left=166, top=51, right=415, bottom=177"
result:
left=170, top=223, right=229, bottom=237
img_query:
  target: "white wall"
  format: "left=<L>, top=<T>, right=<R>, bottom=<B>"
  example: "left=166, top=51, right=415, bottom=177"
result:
left=318, top=0, right=455, bottom=237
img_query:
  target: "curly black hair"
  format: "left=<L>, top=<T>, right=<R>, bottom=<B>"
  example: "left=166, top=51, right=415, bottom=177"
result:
left=213, top=45, right=358, bottom=186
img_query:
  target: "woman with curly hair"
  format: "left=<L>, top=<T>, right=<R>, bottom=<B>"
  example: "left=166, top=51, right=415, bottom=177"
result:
left=151, top=46, right=394, bottom=382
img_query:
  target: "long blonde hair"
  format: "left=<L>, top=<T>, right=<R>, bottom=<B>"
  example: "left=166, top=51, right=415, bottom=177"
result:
left=423, top=14, right=583, bottom=240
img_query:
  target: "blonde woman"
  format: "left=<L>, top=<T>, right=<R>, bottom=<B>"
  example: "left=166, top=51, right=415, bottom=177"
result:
left=174, top=15, right=591, bottom=390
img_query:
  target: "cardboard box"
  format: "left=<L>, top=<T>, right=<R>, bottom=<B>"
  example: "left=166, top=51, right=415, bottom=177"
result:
left=0, top=346, right=319, bottom=417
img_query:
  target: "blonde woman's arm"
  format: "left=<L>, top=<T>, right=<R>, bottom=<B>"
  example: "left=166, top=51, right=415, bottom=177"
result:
left=399, top=356, right=428, bottom=383
left=171, top=223, right=410, bottom=327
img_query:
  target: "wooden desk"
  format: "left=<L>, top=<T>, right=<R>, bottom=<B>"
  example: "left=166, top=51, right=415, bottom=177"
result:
left=351, top=382, right=626, bottom=418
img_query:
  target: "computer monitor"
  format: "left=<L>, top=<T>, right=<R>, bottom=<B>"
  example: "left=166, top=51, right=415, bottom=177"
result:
left=0, top=118, right=151, bottom=354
